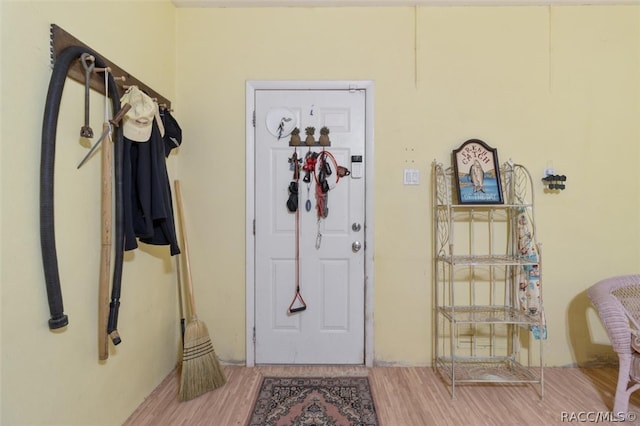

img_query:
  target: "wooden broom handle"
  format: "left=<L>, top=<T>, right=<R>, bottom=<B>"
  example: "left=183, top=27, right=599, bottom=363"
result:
left=98, top=121, right=112, bottom=361
left=174, top=180, right=197, bottom=317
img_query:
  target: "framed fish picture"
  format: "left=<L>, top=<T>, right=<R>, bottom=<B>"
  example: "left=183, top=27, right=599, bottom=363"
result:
left=452, top=139, right=504, bottom=204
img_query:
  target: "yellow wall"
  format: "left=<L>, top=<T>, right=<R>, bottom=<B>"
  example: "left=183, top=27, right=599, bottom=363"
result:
left=1, top=1, right=639, bottom=425
left=175, top=4, right=640, bottom=367
left=1, top=1, right=178, bottom=425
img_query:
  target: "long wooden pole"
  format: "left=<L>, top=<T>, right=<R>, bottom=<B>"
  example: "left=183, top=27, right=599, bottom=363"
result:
left=174, top=180, right=196, bottom=318
left=98, top=120, right=112, bottom=361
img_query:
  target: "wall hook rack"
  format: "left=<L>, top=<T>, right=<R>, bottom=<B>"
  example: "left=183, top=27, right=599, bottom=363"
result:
left=289, top=126, right=331, bottom=147
left=49, top=24, right=172, bottom=110
left=542, top=174, right=567, bottom=190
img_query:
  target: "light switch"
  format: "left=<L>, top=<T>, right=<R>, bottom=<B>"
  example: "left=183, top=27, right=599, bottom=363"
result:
left=403, top=169, right=419, bottom=185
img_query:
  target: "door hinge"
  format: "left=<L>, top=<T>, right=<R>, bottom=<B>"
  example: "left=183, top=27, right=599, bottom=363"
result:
left=253, top=219, right=256, bottom=235
left=252, top=110, right=256, bottom=127
left=252, top=326, right=256, bottom=343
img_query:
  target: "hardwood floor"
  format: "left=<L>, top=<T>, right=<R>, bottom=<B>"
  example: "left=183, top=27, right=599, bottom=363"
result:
left=125, top=365, right=640, bottom=425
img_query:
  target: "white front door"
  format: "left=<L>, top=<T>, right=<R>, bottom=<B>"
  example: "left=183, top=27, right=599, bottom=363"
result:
left=252, top=88, right=367, bottom=364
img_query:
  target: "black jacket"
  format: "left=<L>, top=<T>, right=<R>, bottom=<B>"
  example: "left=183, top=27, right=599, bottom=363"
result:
left=123, top=118, right=180, bottom=255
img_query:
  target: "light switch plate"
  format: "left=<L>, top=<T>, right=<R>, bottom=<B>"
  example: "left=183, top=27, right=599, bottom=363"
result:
left=403, top=169, right=419, bottom=185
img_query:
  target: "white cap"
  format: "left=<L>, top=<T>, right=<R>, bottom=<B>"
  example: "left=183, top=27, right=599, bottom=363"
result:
left=120, top=86, right=155, bottom=142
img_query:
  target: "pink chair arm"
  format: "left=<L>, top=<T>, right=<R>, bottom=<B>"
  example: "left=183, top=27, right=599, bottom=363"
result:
left=588, top=275, right=640, bottom=355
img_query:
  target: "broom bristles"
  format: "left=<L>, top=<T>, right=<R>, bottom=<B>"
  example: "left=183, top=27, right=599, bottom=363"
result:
left=179, top=317, right=226, bottom=401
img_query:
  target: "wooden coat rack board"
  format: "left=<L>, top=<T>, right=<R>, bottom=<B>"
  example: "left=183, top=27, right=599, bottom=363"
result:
left=50, top=24, right=172, bottom=109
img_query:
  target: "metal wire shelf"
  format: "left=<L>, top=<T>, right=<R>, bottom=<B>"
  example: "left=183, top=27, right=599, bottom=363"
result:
left=435, top=357, right=541, bottom=384
left=432, top=159, right=544, bottom=400
left=437, top=306, right=541, bottom=325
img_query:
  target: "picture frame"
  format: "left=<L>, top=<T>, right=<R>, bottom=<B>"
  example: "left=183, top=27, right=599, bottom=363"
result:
left=452, top=139, right=503, bottom=204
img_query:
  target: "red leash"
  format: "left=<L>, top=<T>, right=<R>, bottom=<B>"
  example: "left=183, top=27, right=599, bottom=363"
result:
left=287, top=148, right=349, bottom=311
left=288, top=149, right=307, bottom=313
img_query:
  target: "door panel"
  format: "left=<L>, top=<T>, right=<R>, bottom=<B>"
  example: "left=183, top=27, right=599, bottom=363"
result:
left=254, top=89, right=366, bottom=364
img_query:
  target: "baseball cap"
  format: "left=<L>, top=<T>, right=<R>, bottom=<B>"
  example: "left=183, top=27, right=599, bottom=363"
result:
left=120, top=86, right=155, bottom=142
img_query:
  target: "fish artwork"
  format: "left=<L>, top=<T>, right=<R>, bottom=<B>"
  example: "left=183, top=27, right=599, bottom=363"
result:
left=469, top=159, right=485, bottom=193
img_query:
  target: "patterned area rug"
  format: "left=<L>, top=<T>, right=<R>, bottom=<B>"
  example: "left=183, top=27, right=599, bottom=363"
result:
left=248, top=376, right=379, bottom=426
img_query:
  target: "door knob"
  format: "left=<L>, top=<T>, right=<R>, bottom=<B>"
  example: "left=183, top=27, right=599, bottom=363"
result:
left=352, top=241, right=362, bottom=252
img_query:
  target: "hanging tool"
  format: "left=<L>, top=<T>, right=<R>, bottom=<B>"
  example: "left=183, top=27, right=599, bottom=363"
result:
left=77, top=103, right=131, bottom=169
left=80, top=53, right=95, bottom=138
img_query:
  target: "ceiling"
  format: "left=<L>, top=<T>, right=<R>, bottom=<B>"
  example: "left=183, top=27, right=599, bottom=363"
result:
left=172, top=0, right=639, bottom=6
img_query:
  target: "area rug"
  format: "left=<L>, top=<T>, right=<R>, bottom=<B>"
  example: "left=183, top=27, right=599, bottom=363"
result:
left=248, top=376, right=379, bottom=426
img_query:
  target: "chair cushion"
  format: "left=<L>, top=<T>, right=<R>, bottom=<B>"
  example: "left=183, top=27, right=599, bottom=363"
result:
left=634, top=334, right=640, bottom=354
left=632, top=352, right=640, bottom=382
left=632, top=333, right=640, bottom=382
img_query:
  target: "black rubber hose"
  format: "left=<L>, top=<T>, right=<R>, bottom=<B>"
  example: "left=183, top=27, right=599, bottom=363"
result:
left=107, top=85, right=125, bottom=345
left=40, top=45, right=123, bottom=330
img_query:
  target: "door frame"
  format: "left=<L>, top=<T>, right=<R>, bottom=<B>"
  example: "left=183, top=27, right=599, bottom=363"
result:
left=245, top=80, right=375, bottom=367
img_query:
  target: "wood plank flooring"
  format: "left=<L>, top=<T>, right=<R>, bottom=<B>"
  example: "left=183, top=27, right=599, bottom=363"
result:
left=125, top=365, right=640, bottom=425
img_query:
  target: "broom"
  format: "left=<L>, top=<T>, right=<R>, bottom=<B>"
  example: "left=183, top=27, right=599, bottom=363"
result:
left=174, top=180, right=226, bottom=401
